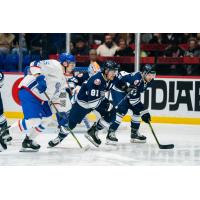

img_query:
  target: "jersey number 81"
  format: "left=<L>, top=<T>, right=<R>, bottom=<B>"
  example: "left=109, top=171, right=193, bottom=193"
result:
left=91, top=89, right=99, bottom=97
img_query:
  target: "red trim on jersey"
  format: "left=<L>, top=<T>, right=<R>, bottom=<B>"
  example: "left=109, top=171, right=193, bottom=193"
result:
left=156, top=75, right=200, bottom=79
left=3, top=72, right=24, bottom=75
left=18, top=120, right=22, bottom=132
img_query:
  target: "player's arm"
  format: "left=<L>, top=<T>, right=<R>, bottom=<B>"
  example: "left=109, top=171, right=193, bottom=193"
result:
left=35, top=74, right=47, bottom=93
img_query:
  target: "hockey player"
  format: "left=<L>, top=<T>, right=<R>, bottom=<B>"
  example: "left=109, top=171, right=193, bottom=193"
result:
left=48, top=60, right=120, bottom=147
left=30, top=54, right=75, bottom=141
left=0, top=71, right=12, bottom=143
left=0, top=64, right=53, bottom=151
left=87, top=64, right=156, bottom=145
left=67, top=61, right=101, bottom=129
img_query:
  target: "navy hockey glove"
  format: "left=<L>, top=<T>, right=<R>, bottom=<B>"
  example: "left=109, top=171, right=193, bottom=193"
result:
left=141, top=110, right=151, bottom=123
left=36, top=75, right=47, bottom=93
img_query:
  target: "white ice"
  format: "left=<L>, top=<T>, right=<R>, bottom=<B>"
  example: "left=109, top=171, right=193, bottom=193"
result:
left=0, top=120, right=200, bottom=166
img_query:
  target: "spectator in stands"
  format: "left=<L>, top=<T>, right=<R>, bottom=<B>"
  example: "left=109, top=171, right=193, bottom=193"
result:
left=0, top=33, right=15, bottom=55
left=88, top=49, right=101, bottom=65
left=114, top=38, right=134, bottom=56
left=184, top=37, right=200, bottom=75
left=141, top=33, right=153, bottom=43
left=149, top=33, right=162, bottom=44
left=148, top=33, right=163, bottom=57
left=76, top=49, right=102, bottom=67
left=185, top=37, right=200, bottom=57
left=164, top=41, right=185, bottom=57
left=163, top=40, right=186, bottom=75
left=26, top=33, right=43, bottom=56
left=11, top=33, right=28, bottom=55
left=71, top=36, right=89, bottom=56
left=114, top=38, right=134, bottom=72
left=97, top=34, right=118, bottom=56
left=87, top=49, right=102, bottom=70
left=161, top=33, right=179, bottom=44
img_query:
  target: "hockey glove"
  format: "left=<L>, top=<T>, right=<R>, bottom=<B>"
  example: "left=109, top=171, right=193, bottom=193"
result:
left=36, top=75, right=47, bottom=93
left=141, top=110, right=151, bottom=123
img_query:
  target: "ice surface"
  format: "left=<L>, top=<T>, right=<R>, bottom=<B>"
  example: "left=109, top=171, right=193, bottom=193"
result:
left=0, top=121, right=200, bottom=166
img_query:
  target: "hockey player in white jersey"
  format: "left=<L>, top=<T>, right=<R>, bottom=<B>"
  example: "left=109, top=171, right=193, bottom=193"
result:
left=37, top=53, right=76, bottom=139
left=0, top=64, right=53, bottom=151
left=0, top=57, right=71, bottom=152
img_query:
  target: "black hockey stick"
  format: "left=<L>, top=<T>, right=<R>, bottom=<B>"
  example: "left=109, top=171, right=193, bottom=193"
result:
left=44, top=92, right=83, bottom=149
left=148, top=122, right=174, bottom=149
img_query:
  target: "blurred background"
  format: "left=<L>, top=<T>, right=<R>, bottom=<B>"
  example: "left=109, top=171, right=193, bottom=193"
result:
left=0, top=33, right=200, bottom=75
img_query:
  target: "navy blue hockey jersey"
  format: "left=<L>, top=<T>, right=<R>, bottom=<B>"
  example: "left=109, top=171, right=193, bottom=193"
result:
left=77, top=72, right=117, bottom=109
left=113, top=71, right=152, bottom=105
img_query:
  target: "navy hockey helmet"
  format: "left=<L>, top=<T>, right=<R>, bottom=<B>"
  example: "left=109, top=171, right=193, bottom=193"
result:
left=102, top=60, right=120, bottom=73
left=142, top=64, right=156, bottom=75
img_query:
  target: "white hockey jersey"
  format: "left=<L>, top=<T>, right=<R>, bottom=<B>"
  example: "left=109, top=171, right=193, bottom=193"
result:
left=38, top=59, right=72, bottom=113
left=18, top=74, right=47, bottom=102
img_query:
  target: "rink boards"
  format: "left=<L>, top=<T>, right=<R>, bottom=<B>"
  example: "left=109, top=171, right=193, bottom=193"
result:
left=1, top=73, right=200, bottom=125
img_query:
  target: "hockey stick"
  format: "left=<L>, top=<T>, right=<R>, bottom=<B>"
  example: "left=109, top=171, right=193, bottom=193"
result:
left=44, top=92, right=83, bottom=149
left=148, top=122, right=174, bottom=149
left=114, top=91, right=131, bottom=109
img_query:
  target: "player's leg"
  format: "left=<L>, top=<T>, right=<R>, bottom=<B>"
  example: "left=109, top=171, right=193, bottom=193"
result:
left=48, top=102, right=91, bottom=147
left=130, top=102, right=147, bottom=143
left=105, top=106, right=128, bottom=145
left=105, top=90, right=129, bottom=145
left=85, top=98, right=113, bottom=146
left=0, top=93, right=12, bottom=142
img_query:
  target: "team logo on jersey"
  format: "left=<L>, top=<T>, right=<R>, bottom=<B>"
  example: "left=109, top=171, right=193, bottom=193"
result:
left=77, top=73, right=83, bottom=78
left=94, top=79, right=101, bottom=85
left=134, top=80, right=140, bottom=86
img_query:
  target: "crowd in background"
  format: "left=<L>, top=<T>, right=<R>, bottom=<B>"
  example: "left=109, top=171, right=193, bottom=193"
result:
left=0, top=33, right=200, bottom=75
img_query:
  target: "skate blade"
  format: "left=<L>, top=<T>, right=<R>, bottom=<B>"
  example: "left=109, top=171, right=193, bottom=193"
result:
left=19, top=148, right=39, bottom=152
left=84, top=134, right=99, bottom=147
left=105, top=140, right=117, bottom=146
left=130, top=139, right=146, bottom=143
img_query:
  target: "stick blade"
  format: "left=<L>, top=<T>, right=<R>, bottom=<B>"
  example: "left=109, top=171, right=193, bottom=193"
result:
left=159, top=144, right=174, bottom=149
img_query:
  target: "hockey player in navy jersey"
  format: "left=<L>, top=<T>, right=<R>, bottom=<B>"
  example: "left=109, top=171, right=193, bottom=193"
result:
left=48, top=60, right=119, bottom=147
left=0, top=71, right=12, bottom=145
left=87, top=64, right=156, bottom=145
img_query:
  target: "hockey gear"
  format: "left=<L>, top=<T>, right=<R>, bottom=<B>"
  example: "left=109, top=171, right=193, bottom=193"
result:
left=0, top=126, right=11, bottom=150
left=142, top=64, right=156, bottom=75
left=20, top=135, right=40, bottom=152
left=130, top=128, right=146, bottom=143
left=0, top=71, right=4, bottom=88
left=141, top=110, right=151, bottom=123
left=102, top=60, right=120, bottom=73
left=48, top=125, right=70, bottom=148
left=48, top=136, right=64, bottom=148
left=36, top=75, right=47, bottom=93
left=106, top=129, right=118, bottom=145
left=44, top=92, right=83, bottom=149
left=85, top=122, right=101, bottom=147
left=59, top=53, right=75, bottom=64
left=148, top=122, right=174, bottom=149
